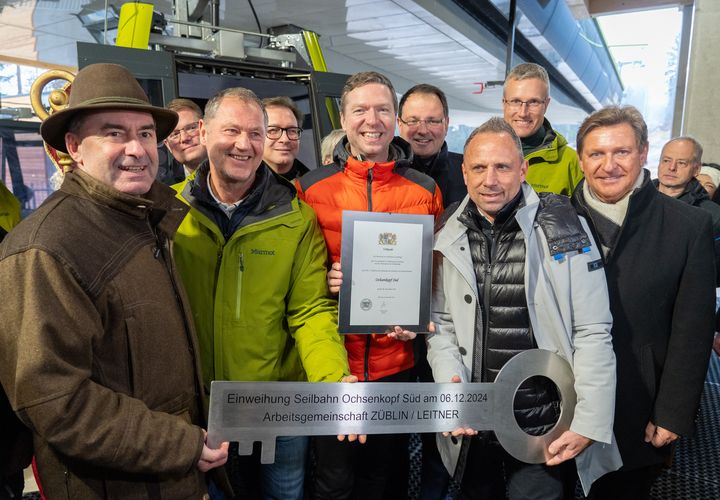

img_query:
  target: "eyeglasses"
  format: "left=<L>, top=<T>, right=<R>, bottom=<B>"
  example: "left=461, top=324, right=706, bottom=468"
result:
left=167, top=122, right=200, bottom=142
left=398, top=117, right=445, bottom=128
left=503, top=98, right=547, bottom=110
left=266, top=127, right=302, bottom=140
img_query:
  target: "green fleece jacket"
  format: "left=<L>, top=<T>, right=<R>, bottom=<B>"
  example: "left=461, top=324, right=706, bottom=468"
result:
left=173, top=165, right=349, bottom=388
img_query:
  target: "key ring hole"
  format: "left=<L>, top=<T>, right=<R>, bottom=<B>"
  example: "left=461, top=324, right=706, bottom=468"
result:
left=512, top=375, right=561, bottom=437
left=493, top=350, right=576, bottom=464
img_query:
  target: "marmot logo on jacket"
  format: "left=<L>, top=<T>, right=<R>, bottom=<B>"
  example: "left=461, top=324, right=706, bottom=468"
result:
left=251, top=248, right=275, bottom=256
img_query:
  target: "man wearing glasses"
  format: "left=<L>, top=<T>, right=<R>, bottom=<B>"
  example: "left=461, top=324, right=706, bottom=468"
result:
left=262, top=96, right=310, bottom=181
left=165, top=98, right=207, bottom=178
left=398, top=84, right=467, bottom=207
left=502, top=63, right=583, bottom=196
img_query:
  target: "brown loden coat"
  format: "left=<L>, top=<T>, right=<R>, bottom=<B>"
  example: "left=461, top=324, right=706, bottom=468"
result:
left=0, top=170, right=208, bottom=499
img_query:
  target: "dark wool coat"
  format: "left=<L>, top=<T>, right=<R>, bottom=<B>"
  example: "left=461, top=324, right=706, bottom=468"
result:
left=653, top=176, right=720, bottom=284
left=0, top=170, right=208, bottom=499
left=573, top=172, right=715, bottom=470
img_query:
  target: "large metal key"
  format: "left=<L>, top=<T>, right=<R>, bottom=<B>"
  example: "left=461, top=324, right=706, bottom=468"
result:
left=208, top=349, right=576, bottom=464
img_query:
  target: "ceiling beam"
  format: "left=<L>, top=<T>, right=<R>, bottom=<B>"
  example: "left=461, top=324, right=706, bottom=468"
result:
left=587, top=0, right=692, bottom=17
left=453, top=0, right=596, bottom=113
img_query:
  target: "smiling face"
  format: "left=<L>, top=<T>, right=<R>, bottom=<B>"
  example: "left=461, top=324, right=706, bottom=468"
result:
left=65, top=110, right=159, bottom=195
left=502, top=77, right=550, bottom=139
left=579, top=123, right=647, bottom=203
left=200, top=96, right=265, bottom=202
left=462, top=132, right=527, bottom=222
left=164, top=108, right=206, bottom=171
left=340, top=83, right=395, bottom=163
left=398, top=92, right=448, bottom=158
left=263, top=105, right=300, bottom=174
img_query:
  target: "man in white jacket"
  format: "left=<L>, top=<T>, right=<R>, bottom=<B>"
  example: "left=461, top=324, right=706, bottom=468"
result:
left=427, top=117, right=620, bottom=498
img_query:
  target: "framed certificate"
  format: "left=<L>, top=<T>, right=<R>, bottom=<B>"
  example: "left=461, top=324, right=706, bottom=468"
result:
left=338, top=211, right=434, bottom=333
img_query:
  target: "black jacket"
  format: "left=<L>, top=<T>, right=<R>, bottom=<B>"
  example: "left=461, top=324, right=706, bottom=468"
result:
left=458, top=193, right=559, bottom=436
left=653, top=177, right=720, bottom=284
left=652, top=177, right=720, bottom=228
left=412, top=142, right=466, bottom=208
left=278, top=158, right=310, bottom=182
left=573, top=171, right=715, bottom=470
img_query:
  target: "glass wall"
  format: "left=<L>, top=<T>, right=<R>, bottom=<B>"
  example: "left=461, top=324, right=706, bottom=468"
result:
left=597, top=7, right=684, bottom=176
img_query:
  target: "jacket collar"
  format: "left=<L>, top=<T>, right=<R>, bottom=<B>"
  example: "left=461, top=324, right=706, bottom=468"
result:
left=182, top=161, right=296, bottom=231
left=652, top=176, right=710, bottom=205
left=187, top=162, right=293, bottom=211
left=575, top=169, right=655, bottom=215
left=573, top=169, right=655, bottom=260
left=412, top=142, right=450, bottom=175
left=278, top=158, right=310, bottom=182
left=436, top=183, right=540, bottom=252
left=524, top=119, right=553, bottom=151
left=61, top=169, right=188, bottom=236
left=333, top=135, right=414, bottom=183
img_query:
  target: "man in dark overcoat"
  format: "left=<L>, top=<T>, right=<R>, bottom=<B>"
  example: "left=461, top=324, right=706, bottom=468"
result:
left=571, top=105, right=716, bottom=499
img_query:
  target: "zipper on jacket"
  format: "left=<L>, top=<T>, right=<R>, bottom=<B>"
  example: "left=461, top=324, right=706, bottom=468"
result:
left=363, top=166, right=374, bottom=380
left=367, top=168, right=374, bottom=211
left=236, top=252, right=244, bottom=320
left=480, top=226, right=497, bottom=382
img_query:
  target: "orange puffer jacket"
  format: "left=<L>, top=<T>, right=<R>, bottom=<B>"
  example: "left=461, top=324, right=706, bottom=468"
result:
left=297, top=137, right=443, bottom=380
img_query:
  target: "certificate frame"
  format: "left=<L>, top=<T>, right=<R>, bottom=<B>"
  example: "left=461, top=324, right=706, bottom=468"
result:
left=338, top=210, right=434, bottom=333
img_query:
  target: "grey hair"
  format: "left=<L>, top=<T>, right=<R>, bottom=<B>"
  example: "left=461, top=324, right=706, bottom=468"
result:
left=664, top=136, right=703, bottom=164
left=463, top=116, right=524, bottom=163
left=504, top=63, right=550, bottom=96
left=204, top=87, right=267, bottom=127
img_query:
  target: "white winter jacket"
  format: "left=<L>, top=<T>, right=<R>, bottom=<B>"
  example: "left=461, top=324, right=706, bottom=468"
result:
left=427, top=184, right=622, bottom=494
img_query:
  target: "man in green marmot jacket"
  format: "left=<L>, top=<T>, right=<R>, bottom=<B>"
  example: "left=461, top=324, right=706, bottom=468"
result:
left=503, top=63, right=583, bottom=197
left=173, top=87, right=349, bottom=499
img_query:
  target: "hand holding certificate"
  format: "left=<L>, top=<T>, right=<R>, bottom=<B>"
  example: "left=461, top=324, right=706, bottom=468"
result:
left=338, top=211, right=433, bottom=333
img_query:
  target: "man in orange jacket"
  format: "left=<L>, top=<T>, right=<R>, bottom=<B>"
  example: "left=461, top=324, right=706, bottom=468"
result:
left=296, top=71, right=443, bottom=499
